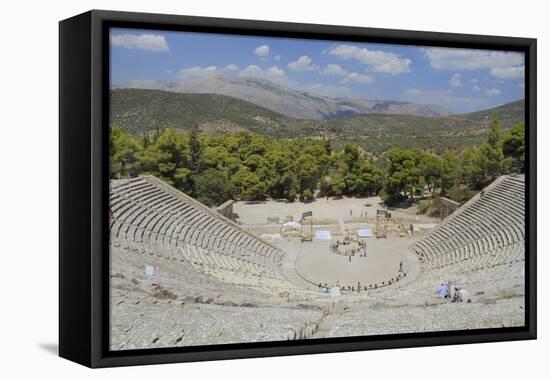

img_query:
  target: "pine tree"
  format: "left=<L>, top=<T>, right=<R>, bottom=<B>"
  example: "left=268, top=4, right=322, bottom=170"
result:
left=488, top=113, right=501, bottom=148
left=142, top=132, right=150, bottom=149
left=189, top=126, right=201, bottom=173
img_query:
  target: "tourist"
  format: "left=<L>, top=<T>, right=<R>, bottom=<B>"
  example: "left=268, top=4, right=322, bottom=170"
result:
left=357, top=282, right=361, bottom=291
left=438, top=283, right=448, bottom=299
left=409, top=223, right=414, bottom=237
left=348, top=254, right=352, bottom=262
left=452, top=287, right=462, bottom=303
left=350, top=209, right=353, bottom=217
left=399, top=260, right=403, bottom=272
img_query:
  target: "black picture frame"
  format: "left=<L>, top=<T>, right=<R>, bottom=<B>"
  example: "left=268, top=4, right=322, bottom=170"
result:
left=59, top=9, right=537, bottom=368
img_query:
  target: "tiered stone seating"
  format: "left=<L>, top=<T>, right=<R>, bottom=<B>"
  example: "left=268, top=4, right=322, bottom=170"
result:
left=109, top=176, right=331, bottom=350
left=410, top=175, right=525, bottom=269
left=110, top=242, right=329, bottom=350
left=384, top=243, right=525, bottom=303
left=319, top=242, right=525, bottom=338
left=367, top=174, right=528, bottom=314
left=110, top=176, right=285, bottom=269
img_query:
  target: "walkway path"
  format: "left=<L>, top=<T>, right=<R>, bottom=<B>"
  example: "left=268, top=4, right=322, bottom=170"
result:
left=277, top=239, right=319, bottom=291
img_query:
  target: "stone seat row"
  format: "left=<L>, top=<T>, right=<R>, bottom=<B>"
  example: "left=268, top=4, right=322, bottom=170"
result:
left=110, top=176, right=284, bottom=268
left=411, top=175, right=525, bottom=269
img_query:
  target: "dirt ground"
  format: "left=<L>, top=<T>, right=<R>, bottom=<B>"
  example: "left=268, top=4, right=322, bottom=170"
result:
left=233, top=196, right=438, bottom=226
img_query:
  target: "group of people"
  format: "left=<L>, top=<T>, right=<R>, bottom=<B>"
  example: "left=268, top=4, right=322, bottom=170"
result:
left=331, top=237, right=367, bottom=261
left=318, top=281, right=368, bottom=293
left=349, top=209, right=368, bottom=218
left=438, top=282, right=468, bottom=303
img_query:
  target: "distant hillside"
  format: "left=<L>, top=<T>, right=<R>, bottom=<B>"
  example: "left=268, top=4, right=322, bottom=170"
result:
left=316, top=100, right=525, bottom=153
left=317, top=99, right=524, bottom=136
left=110, top=89, right=302, bottom=137
left=115, top=74, right=450, bottom=119
left=458, top=99, right=525, bottom=126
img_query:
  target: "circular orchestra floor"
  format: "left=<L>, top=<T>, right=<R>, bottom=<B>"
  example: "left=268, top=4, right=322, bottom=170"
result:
left=295, top=237, right=415, bottom=289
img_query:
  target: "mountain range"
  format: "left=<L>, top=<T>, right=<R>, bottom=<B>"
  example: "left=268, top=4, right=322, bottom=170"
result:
left=114, top=74, right=451, bottom=120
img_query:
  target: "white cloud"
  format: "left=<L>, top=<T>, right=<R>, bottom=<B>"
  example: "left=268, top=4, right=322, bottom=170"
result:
left=490, top=66, right=525, bottom=79
left=254, top=45, right=270, bottom=57
left=424, top=48, right=524, bottom=80
left=425, top=48, right=523, bottom=70
left=240, top=65, right=264, bottom=77
left=274, top=54, right=281, bottom=61
left=485, top=88, right=502, bottom=97
left=177, top=65, right=217, bottom=80
left=177, top=64, right=239, bottom=80
left=266, top=66, right=285, bottom=77
left=287, top=56, right=319, bottom=71
left=449, top=73, right=462, bottom=87
left=110, top=33, right=169, bottom=52
left=341, top=72, right=374, bottom=84
left=239, top=64, right=265, bottom=77
left=222, top=64, right=240, bottom=72
left=320, top=64, right=348, bottom=76
left=327, top=44, right=411, bottom=75
left=472, top=84, right=481, bottom=91
left=239, top=65, right=287, bottom=81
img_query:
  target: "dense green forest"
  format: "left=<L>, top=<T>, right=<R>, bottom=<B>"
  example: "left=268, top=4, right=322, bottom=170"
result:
left=110, top=114, right=525, bottom=207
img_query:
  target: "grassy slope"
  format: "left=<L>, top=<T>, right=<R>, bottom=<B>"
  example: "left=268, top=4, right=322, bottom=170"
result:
left=459, top=99, right=525, bottom=125
left=110, top=89, right=307, bottom=137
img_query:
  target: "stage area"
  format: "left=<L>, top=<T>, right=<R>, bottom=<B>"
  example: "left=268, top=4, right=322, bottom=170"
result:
left=295, top=237, right=415, bottom=289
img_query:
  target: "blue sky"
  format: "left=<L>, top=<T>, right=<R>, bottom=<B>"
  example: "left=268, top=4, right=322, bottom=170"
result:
left=111, top=28, right=525, bottom=113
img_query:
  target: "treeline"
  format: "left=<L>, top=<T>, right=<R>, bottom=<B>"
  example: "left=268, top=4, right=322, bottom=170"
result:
left=110, top=114, right=525, bottom=207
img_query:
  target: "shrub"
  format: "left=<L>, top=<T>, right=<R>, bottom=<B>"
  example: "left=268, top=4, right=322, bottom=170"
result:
left=447, top=186, right=477, bottom=204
